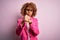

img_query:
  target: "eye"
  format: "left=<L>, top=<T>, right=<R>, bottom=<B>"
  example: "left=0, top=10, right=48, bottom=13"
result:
left=26, top=9, right=30, bottom=11
left=26, top=9, right=33, bottom=11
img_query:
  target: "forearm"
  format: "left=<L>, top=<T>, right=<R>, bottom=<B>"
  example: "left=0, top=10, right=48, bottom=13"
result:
left=29, top=19, right=39, bottom=36
left=16, top=19, right=25, bottom=36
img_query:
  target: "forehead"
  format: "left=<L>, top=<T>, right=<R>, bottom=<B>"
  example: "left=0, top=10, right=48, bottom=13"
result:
left=26, top=6, right=33, bottom=10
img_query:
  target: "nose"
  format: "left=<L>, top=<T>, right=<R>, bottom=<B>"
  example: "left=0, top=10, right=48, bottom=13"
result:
left=28, top=11, right=31, bottom=13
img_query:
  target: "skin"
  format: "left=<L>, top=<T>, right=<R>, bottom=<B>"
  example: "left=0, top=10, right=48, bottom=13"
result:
left=24, top=6, right=33, bottom=23
left=21, top=7, right=33, bottom=27
left=26, top=7, right=33, bottom=17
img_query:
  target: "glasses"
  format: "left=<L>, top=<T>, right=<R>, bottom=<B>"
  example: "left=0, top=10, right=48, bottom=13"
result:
left=26, top=9, right=33, bottom=11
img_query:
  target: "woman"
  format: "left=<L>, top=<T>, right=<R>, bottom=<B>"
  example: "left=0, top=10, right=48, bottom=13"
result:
left=16, top=2, right=39, bottom=40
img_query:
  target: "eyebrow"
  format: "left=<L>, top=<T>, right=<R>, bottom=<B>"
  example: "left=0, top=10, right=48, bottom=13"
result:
left=26, top=9, right=33, bottom=11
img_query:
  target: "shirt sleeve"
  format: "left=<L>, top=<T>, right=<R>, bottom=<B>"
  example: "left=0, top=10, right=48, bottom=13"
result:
left=29, top=18, right=39, bottom=36
left=16, top=19, right=25, bottom=36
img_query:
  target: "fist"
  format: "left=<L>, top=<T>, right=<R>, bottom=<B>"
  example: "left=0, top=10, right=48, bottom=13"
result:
left=24, top=15, right=30, bottom=22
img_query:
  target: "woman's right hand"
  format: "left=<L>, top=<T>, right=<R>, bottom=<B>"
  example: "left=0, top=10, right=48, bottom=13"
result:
left=20, top=15, right=29, bottom=27
left=24, top=15, right=30, bottom=22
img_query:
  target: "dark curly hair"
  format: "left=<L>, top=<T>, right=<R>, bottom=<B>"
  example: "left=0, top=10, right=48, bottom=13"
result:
left=21, top=2, right=37, bottom=17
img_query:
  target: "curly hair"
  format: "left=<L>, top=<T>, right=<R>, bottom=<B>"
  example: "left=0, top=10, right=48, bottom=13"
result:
left=21, top=2, right=37, bottom=17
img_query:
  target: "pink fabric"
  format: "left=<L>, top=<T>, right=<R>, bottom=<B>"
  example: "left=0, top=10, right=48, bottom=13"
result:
left=16, top=17, right=39, bottom=40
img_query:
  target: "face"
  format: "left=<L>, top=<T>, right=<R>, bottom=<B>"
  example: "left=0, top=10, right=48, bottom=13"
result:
left=25, top=7, right=33, bottom=17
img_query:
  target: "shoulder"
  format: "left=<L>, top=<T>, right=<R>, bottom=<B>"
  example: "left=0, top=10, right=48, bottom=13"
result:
left=33, top=17, right=38, bottom=21
left=31, top=17, right=38, bottom=24
left=31, top=17, right=38, bottom=22
left=17, top=17, right=23, bottom=23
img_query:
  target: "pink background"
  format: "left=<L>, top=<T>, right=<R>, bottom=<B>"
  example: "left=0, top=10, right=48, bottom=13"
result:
left=0, top=0, right=60, bottom=40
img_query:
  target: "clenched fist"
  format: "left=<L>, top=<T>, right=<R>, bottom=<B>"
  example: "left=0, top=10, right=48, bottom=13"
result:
left=24, top=15, right=30, bottom=22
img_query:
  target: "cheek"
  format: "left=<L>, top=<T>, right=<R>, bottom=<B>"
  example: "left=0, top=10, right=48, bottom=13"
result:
left=26, top=11, right=33, bottom=16
left=30, top=12, right=33, bottom=15
left=25, top=11, right=28, bottom=15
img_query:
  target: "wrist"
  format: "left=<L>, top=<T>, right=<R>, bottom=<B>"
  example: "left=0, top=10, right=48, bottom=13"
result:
left=28, top=20, right=32, bottom=24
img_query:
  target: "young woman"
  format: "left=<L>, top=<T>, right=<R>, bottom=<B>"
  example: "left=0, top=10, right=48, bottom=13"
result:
left=16, top=2, right=39, bottom=40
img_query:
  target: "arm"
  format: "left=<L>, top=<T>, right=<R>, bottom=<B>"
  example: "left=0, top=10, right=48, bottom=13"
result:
left=16, top=19, right=25, bottom=36
left=29, top=18, right=39, bottom=36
